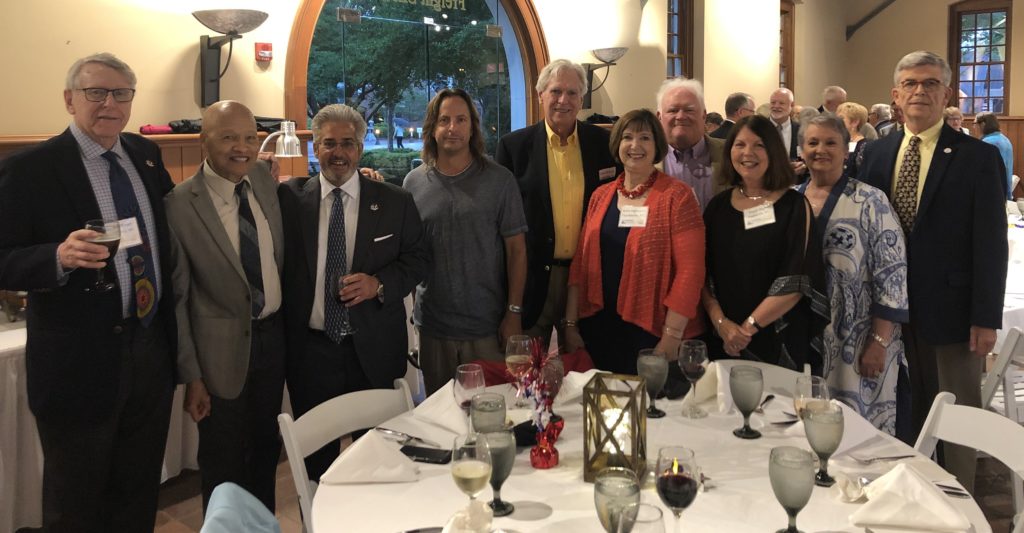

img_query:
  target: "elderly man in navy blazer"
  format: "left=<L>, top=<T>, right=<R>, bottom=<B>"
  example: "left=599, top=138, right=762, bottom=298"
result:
left=857, top=50, right=1007, bottom=492
left=0, top=53, right=177, bottom=531
left=495, top=59, right=620, bottom=346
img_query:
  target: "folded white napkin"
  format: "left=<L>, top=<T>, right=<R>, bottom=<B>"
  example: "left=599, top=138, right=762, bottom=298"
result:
left=413, top=380, right=470, bottom=435
left=320, top=430, right=419, bottom=484
left=680, top=361, right=717, bottom=408
left=442, top=500, right=493, bottom=533
left=555, top=369, right=600, bottom=406
left=849, top=463, right=970, bottom=532
left=715, top=361, right=734, bottom=413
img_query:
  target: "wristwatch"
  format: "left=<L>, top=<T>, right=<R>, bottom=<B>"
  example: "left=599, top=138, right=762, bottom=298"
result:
left=376, top=279, right=385, bottom=301
left=745, top=316, right=761, bottom=331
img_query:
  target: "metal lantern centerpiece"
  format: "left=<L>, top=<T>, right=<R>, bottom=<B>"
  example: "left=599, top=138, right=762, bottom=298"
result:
left=583, top=372, right=648, bottom=482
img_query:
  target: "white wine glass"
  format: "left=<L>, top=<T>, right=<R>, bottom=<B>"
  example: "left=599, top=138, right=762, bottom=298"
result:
left=505, top=335, right=532, bottom=407
left=451, top=433, right=492, bottom=505
left=793, top=375, right=829, bottom=420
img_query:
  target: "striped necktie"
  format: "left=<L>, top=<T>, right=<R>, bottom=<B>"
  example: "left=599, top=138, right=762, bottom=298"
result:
left=235, top=181, right=265, bottom=318
left=102, top=151, right=157, bottom=326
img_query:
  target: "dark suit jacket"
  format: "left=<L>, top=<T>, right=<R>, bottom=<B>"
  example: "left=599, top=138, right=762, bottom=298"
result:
left=857, top=124, right=1007, bottom=344
left=788, top=120, right=801, bottom=160
left=0, top=129, right=177, bottom=423
left=278, top=175, right=429, bottom=388
left=495, top=120, right=620, bottom=329
left=709, top=119, right=736, bottom=140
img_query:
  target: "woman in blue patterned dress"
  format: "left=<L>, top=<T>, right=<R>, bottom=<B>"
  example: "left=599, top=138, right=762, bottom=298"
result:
left=796, top=115, right=909, bottom=434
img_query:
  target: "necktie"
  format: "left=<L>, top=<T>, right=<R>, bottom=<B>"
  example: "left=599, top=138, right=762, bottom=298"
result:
left=235, top=181, right=265, bottom=318
left=101, top=151, right=157, bottom=326
left=893, top=136, right=922, bottom=232
left=324, top=188, right=353, bottom=343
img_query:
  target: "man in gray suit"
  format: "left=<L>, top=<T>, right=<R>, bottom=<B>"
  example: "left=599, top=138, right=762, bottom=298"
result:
left=165, top=100, right=285, bottom=512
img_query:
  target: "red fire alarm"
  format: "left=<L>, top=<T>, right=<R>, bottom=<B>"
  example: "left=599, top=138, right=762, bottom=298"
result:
left=255, top=42, right=273, bottom=62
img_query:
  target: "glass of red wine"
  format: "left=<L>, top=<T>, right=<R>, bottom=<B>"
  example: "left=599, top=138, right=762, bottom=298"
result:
left=83, top=219, right=120, bottom=293
left=678, top=340, right=708, bottom=419
left=454, top=364, right=485, bottom=415
left=655, top=446, right=699, bottom=533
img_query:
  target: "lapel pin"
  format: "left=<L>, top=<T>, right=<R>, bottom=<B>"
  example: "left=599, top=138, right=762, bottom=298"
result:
left=370, top=203, right=380, bottom=211
left=943, top=148, right=952, bottom=154
left=145, top=160, right=155, bottom=167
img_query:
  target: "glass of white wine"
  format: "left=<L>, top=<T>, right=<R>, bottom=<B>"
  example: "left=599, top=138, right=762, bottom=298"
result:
left=451, top=433, right=493, bottom=506
left=793, top=375, right=829, bottom=420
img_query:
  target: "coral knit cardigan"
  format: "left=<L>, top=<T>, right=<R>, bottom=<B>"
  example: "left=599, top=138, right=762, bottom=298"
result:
left=569, top=171, right=706, bottom=339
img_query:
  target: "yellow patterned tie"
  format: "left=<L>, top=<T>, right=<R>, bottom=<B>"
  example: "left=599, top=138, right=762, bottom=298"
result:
left=893, top=136, right=921, bottom=232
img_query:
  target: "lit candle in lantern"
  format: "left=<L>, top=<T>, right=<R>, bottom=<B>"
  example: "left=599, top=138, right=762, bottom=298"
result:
left=602, top=408, right=632, bottom=453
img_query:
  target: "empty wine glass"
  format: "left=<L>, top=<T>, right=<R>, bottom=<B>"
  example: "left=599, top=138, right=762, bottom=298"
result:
left=677, top=340, right=709, bottom=419
left=637, top=349, right=668, bottom=418
left=454, top=364, right=485, bottom=415
left=729, top=365, right=764, bottom=439
left=793, top=375, right=829, bottom=419
left=505, top=335, right=533, bottom=407
left=617, top=503, right=666, bottom=533
left=83, top=219, right=120, bottom=292
left=471, top=392, right=507, bottom=433
left=803, top=401, right=844, bottom=487
left=451, top=433, right=492, bottom=505
left=594, top=467, right=641, bottom=533
left=655, top=446, right=699, bottom=533
left=769, top=446, right=816, bottom=533
left=482, top=429, right=516, bottom=517
left=542, top=355, right=564, bottom=413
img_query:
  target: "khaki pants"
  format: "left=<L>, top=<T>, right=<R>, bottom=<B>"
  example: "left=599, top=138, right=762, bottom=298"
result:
left=418, top=331, right=502, bottom=396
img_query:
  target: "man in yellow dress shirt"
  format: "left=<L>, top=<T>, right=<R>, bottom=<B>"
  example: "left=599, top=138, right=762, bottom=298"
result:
left=496, top=59, right=620, bottom=347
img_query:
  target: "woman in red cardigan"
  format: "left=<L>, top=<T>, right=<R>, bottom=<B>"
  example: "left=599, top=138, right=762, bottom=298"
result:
left=564, top=109, right=705, bottom=375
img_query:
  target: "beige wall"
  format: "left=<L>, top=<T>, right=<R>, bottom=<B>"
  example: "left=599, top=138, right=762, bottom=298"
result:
left=1, top=0, right=299, bottom=135
left=700, top=0, right=780, bottom=116
left=793, top=0, right=847, bottom=109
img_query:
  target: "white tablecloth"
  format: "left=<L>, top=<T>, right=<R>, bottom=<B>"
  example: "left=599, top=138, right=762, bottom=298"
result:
left=999, top=224, right=1024, bottom=352
left=312, top=386, right=990, bottom=533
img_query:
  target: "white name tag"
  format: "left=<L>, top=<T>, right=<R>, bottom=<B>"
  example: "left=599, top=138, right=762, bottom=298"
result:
left=618, top=205, right=649, bottom=227
left=118, top=217, right=144, bottom=249
left=599, top=167, right=617, bottom=181
left=848, top=141, right=858, bottom=153
left=743, top=203, right=776, bottom=230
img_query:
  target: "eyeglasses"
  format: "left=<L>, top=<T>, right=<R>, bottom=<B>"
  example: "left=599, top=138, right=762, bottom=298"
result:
left=898, top=79, right=945, bottom=92
left=318, top=139, right=360, bottom=151
left=77, top=88, right=136, bottom=103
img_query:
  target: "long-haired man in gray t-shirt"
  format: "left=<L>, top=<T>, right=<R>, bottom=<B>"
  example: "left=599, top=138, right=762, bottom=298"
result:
left=403, top=88, right=528, bottom=395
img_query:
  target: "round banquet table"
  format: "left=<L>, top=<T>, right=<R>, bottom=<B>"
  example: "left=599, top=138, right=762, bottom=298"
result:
left=312, top=384, right=991, bottom=533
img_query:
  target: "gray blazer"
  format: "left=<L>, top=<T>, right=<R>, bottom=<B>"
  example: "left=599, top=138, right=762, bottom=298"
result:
left=166, top=163, right=284, bottom=399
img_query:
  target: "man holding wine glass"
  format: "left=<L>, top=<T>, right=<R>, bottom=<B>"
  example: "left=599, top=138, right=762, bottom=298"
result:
left=164, top=100, right=285, bottom=513
left=0, top=53, right=177, bottom=531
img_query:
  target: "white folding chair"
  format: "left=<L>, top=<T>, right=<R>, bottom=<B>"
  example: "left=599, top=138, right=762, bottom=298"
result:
left=715, top=359, right=806, bottom=396
left=277, top=379, right=414, bottom=533
left=915, top=392, right=1024, bottom=533
left=981, top=327, right=1024, bottom=513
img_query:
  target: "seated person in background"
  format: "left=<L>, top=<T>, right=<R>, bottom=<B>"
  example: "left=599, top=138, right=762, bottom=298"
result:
left=564, top=109, right=705, bottom=375
left=973, top=112, right=1014, bottom=199
left=701, top=115, right=829, bottom=372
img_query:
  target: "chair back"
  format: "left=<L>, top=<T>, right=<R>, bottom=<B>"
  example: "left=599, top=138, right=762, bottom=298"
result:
left=200, top=482, right=281, bottom=533
left=277, top=378, right=414, bottom=532
left=982, top=327, right=1024, bottom=412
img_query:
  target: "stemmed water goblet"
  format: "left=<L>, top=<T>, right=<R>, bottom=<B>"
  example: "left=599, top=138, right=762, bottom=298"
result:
left=505, top=335, right=533, bottom=407
left=454, top=364, right=485, bottom=415
left=678, top=340, right=708, bottom=419
left=769, top=446, right=816, bottom=533
left=729, top=365, right=764, bottom=439
left=451, top=433, right=492, bottom=506
left=637, top=349, right=668, bottom=418
left=594, top=467, right=641, bottom=533
left=617, top=503, right=666, bottom=533
left=654, top=446, right=699, bottom=533
left=794, top=375, right=829, bottom=419
left=803, top=401, right=844, bottom=487
left=482, top=429, right=516, bottom=517
left=83, top=219, right=120, bottom=292
left=470, top=392, right=506, bottom=433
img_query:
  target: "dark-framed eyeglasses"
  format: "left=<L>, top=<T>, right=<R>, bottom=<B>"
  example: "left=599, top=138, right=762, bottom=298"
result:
left=898, top=79, right=944, bottom=93
left=77, top=88, right=136, bottom=103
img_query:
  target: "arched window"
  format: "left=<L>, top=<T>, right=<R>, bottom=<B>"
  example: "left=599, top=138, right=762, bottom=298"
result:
left=286, top=0, right=547, bottom=159
left=948, top=0, right=1012, bottom=115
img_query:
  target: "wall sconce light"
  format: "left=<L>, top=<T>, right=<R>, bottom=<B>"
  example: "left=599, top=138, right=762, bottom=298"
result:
left=259, top=121, right=303, bottom=158
left=582, top=47, right=628, bottom=110
left=193, top=9, right=269, bottom=107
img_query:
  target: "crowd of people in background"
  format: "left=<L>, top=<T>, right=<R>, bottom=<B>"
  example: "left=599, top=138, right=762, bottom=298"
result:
left=0, top=48, right=1011, bottom=531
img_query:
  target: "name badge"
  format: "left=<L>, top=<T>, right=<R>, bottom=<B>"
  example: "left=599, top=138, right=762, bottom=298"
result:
left=618, top=205, right=649, bottom=227
left=598, top=167, right=617, bottom=181
left=118, top=217, right=144, bottom=248
left=743, top=203, right=776, bottom=230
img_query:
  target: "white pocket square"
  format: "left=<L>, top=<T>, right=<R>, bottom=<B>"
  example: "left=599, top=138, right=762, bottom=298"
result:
left=373, top=234, right=394, bottom=242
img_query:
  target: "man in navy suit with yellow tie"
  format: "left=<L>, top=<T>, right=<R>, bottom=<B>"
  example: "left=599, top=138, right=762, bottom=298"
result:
left=0, top=53, right=177, bottom=531
left=858, top=50, right=1007, bottom=492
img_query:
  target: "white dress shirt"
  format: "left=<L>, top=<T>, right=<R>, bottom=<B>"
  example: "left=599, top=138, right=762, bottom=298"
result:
left=309, top=171, right=361, bottom=330
left=774, top=117, right=793, bottom=157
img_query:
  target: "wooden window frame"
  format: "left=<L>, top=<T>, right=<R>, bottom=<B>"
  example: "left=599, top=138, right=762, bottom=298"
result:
left=948, top=0, right=1012, bottom=115
left=780, top=0, right=795, bottom=89
left=666, top=0, right=693, bottom=79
